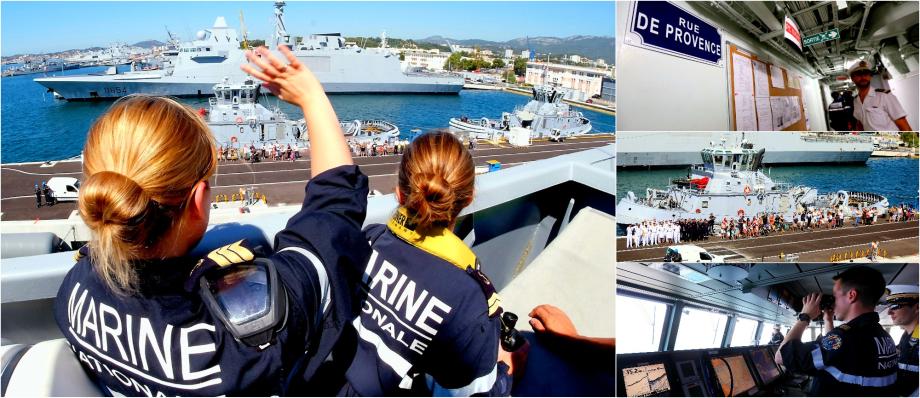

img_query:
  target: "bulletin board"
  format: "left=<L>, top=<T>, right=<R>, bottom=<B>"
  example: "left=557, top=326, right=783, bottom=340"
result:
left=728, top=43, right=807, bottom=131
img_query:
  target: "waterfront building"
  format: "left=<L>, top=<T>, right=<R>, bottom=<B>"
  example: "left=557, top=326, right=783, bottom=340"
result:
left=525, top=61, right=613, bottom=98
left=398, top=48, right=450, bottom=72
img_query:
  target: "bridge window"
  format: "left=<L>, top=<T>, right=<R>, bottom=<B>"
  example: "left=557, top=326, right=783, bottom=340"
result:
left=729, top=317, right=758, bottom=347
left=801, top=327, right=818, bottom=342
left=674, top=308, right=728, bottom=350
left=616, top=295, right=668, bottom=354
left=887, top=326, right=905, bottom=343
left=758, top=324, right=779, bottom=345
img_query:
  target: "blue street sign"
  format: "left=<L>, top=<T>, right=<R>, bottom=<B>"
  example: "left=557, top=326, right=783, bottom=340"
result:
left=629, top=1, right=723, bottom=66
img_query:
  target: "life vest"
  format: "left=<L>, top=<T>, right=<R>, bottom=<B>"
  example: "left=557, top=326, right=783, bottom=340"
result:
left=385, top=207, right=501, bottom=318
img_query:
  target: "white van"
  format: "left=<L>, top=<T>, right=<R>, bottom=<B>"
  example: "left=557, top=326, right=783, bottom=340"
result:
left=46, top=177, right=80, bottom=202
left=664, top=245, right=726, bottom=263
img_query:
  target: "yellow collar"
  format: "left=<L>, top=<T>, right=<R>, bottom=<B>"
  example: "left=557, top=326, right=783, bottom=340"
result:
left=387, top=207, right=477, bottom=271
left=912, top=324, right=918, bottom=339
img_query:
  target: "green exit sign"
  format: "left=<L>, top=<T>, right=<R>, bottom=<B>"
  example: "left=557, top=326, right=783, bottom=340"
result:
left=803, top=29, right=840, bottom=47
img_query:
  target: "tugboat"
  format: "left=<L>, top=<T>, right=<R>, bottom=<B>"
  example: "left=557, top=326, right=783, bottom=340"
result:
left=448, top=85, right=592, bottom=141
left=615, top=138, right=889, bottom=226
left=205, top=78, right=305, bottom=147
left=205, top=78, right=399, bottom=147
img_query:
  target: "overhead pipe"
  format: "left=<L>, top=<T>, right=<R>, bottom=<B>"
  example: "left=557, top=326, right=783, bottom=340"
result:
left=745, top=1, right=783, bottom=32
left=854, top=1, right=875, bottom=53
left=791, top=1, right=834, bottom=17
left=708, top=1, right=815, bottom=76
left=897, top=34, right=919, bottom=74
left=879, top=38, right=911, bottom=75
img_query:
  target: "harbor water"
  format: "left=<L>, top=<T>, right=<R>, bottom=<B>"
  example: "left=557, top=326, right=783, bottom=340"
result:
left=617, top=157, right=920, bottom=210
left=1, top=66, right=615, bottom=163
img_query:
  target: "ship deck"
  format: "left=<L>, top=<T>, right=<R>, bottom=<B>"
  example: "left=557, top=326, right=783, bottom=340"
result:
left=616, top=220, right=920, bottom=262
left=0, top=134, right=614, bottom=222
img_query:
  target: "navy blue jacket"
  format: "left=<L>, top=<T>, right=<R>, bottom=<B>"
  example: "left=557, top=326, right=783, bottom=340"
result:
left=53, top=165, right=370, bottom=396
left=896, top=326, right=919, bottom=396
left=332, top=224, right=511, bottom=396
left=780, top=312, right=899, bottom=397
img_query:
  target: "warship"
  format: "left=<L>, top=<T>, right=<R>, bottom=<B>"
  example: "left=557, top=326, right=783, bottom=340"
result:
left=449, top=85, right=593, bottom=141
left=615, top=138, right=889, bottom=226
left=205, top=78, right=399, bottom=148
left=617, top=132, right=875, bottom=167
left=34, top=2, right=463, bottom=100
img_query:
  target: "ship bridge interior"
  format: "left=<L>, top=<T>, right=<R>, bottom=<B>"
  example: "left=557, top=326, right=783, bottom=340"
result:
left=616, top=262, right=918, bottom=397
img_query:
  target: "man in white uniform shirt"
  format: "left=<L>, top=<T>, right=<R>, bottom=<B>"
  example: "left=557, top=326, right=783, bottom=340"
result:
left=625, top=224, right=634, bottom=248
left=850, top=60, right=912, bottom=132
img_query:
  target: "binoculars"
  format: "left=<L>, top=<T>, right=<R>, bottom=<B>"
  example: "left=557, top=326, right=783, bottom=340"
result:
left=820, top=294, right=835, bottom=310
left=499, top=312, right=526, bottom=352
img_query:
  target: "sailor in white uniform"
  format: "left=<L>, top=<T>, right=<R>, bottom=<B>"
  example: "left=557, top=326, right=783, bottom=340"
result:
left=641, top=223, right=650, bottom=247
left=625, top=224, right=634, bottom=248
left=849, top=61, right=912, bottom=132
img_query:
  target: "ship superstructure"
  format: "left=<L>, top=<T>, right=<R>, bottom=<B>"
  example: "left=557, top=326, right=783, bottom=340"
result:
left=34, top=2, right=462, bottom=100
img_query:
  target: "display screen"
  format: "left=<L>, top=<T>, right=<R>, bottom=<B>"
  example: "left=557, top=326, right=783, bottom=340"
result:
left=687, top=385, right=705, bottom=397
left=623, top=363, right=672, bottom=397
left=679, top=361, right=696, bottom=378
left=750, top=348, right=781, bottom=384
left=711, top=355, right=756, bottom=396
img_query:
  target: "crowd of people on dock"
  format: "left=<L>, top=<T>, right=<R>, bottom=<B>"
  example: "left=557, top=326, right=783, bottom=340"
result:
left=347, top=139, right=411, bottom=157
left=217, top=142, right=302, bottom=162
left=214, top=136, right=477, bottom=162
left=623, top=205, right=916, bottom=248
left=889, top=204, right=916, bottom=222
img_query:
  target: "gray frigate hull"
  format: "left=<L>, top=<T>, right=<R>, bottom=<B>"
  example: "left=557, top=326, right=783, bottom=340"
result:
left=36, top=75, right=463, bottom=100
left=617, top=131, right=873, bottom=167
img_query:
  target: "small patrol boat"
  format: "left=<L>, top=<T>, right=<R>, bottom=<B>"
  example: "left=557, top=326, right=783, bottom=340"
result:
left=615, top=138, right=890, bottom=225
left=205, top=78, right=305, bottom=146
left=448, top=85, right=592, bottom=141
left=205, top=78, right=399, bottom=147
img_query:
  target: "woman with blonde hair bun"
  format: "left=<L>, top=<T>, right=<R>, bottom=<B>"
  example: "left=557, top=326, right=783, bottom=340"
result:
left=53, top=46, right=370, bottom=396
left=326, top=130, right=526, bottom=396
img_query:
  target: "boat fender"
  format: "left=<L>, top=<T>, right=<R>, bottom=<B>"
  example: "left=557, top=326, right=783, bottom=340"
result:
left=743, top=185, right=752, bottom=195
left=235, top=116, right=243, bottom=124
left=231, top=136, right=238, bottom=143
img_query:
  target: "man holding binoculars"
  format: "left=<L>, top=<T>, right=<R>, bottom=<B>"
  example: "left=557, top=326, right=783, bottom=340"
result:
left=774, top=266, right=899, bottom=396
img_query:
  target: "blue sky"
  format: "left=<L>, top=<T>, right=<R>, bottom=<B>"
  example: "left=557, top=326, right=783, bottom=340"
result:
left=1, top=1, right=615, bottom=56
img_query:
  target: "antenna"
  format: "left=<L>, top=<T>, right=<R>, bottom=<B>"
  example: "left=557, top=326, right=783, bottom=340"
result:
left=239, top=10, right=249, bottom=49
